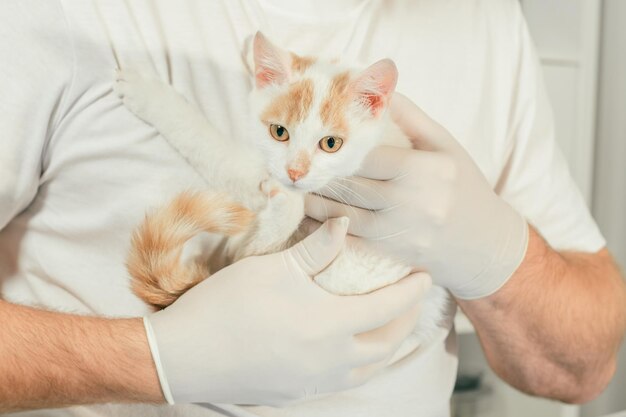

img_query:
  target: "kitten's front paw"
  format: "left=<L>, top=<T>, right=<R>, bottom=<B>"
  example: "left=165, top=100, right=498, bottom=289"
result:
left=114, top=68, right=142, bottom=97
left=259, top=178, right=304, bottom=228
left=114, top=69, right=166, bottom=122
left=260, top=178, right=286, bottom=200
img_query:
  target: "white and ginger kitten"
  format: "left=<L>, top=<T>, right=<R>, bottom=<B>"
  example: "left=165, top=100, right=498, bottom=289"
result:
left=115, top=32, right=452, bottom=348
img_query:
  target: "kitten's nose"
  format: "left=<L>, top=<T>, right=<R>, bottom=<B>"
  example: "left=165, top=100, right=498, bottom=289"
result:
left=287, top=168, right=305, bottom=182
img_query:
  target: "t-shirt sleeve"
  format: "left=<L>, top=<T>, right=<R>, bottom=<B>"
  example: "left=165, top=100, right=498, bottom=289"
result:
left=0, top=1, right=74, bottom=230
left=496, top=5, right=606, bottom=253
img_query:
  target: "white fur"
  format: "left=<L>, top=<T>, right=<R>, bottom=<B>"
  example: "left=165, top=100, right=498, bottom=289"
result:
left=115, top=45, right=452, bottom=353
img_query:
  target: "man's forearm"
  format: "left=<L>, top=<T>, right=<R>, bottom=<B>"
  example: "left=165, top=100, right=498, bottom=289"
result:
left=0, top=300, right=163, bottom=412
left=458, top=226, right=626, bottom=403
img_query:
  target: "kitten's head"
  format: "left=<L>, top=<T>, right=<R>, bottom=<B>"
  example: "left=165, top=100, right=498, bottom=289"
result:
left=249, top=32, right=398, bottom=193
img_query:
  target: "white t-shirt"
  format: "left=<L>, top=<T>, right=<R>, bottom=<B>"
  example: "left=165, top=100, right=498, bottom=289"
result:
left=0, top=1, right=605, bottom=416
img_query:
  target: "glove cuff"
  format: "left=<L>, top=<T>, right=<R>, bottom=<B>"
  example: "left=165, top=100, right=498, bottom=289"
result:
left=143, top=316, right=176, bottom=405
left=452, top=210, right=529, bottom=300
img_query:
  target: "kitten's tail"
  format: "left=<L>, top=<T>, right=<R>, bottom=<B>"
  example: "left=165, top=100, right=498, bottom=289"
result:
left=127, top=191, right=254, bottom=309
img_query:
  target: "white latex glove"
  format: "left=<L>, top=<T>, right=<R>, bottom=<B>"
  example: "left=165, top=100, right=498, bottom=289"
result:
left=144, top=218, right=431, bottom=406
left=306, top=94, right=529, bottom=300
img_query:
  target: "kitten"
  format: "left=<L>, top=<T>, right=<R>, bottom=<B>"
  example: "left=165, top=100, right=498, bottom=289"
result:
left=115, top=32, right=452, bottom=349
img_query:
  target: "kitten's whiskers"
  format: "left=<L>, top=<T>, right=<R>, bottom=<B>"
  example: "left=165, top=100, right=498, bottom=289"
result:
left=328, top=180, right=385, bottom=239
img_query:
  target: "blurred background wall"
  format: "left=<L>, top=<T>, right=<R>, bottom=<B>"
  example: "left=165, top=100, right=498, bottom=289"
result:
left=584, top=0, right=626, bottom=416
left=592, top=0, right=626, bottom=272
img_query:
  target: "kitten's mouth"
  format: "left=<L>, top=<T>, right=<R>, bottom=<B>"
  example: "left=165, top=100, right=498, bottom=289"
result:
left=270, top=173, right=316, bottom=193
left=283, top=182, right=309, bottom=193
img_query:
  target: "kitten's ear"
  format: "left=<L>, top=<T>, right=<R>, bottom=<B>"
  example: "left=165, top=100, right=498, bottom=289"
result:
left=351, top=59, right=398, bottom=117
left=253, top=32, right=291, bottom=89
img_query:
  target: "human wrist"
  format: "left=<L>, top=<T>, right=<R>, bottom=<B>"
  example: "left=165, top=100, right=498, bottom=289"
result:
left=55, top=315, right=165, bottom=405
left=458, top=226, right=545, bottom=311
left=0, top=303, right=163, bottom=412
left=142, top=316, right=174, bottom=404
left=102, top=317, right=165, bottom=404
left=450, top=202, right=529, bottom=300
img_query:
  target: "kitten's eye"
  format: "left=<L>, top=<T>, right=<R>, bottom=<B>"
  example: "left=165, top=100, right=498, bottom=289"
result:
left=270, top=124, right=290, bottom=142
left=319, top=136, right=343, bottom=153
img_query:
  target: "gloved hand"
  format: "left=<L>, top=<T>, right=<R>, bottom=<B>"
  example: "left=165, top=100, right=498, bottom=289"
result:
left=144, top=217, right=431, bottom=406
left=305, top=94, right=529, bottom=300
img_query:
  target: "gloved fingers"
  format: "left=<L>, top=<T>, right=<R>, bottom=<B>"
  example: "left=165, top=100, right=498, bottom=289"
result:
left=353, top=145, right=413, bottom=180
left=350, top=301, right=422, bottom=366
left=341, top=301, right=421, bottom=390
left=313, top=177, right=394, bottom=211
left=341, top=358, right=390, bottom=391
left=286, top=217, right=349, bottom=276
left=353, top=144, right=456, bottom=190
left=300, top=217, right=374, bottom=255
left=359, top=144, right=458, bottom=183
left=304, top=194, right=384, bottom=239
left=299, top=216, right=323, bottom=235
left=389, top=92, right=457, bottom=152
left=336, top=272, right=431, bottom=334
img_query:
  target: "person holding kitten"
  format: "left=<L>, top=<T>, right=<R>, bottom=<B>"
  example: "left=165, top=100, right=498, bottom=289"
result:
left=1, top=2, right=625, bottom=417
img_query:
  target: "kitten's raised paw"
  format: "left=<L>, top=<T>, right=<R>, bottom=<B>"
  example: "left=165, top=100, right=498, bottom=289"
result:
left=113, top=69, right=143, bottom=98
left=113, top=69, right=168, bottom=122
left=260, top=179, right=285, bottom=200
